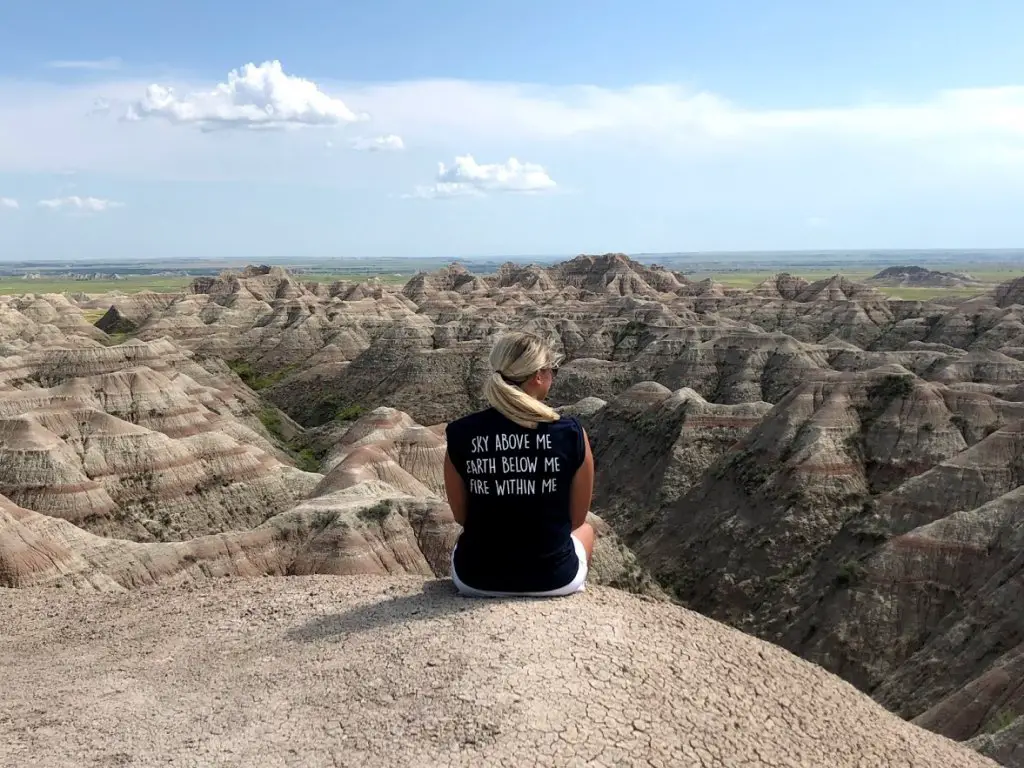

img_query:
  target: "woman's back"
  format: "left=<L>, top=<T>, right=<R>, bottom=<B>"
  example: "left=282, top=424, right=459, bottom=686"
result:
left=445, top=407, right=585, bottom=592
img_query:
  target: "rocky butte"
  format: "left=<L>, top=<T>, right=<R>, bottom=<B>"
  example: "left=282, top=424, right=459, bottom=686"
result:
left=1, top=255, right=1022, bottom=766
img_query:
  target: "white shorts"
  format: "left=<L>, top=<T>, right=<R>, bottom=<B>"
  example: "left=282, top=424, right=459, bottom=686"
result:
left=451, top=534, right=589, bottom=598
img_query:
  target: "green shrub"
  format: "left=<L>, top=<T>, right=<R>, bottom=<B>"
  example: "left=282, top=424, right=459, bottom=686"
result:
left=335, top=403, right=368, bottom=422
left=357, top=500, right=392, bottom=523
left=228, top=359, right=297, bottom=390
left=228, top=359, right=258, bottom=386
left=258, top=407, right=285, bottom=441
left=103, top=331, right=133, bottom=346
left=984, top=709, right=1017, bottom=735
left=866, top=374, right=914, bottom=404
left=293, top=448, right=321, bottom=473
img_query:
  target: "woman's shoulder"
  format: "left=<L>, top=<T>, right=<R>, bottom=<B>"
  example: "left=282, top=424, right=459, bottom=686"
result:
left=551, top=413, right=583, bottom=430
left=543, top=414, right=584, bottom=441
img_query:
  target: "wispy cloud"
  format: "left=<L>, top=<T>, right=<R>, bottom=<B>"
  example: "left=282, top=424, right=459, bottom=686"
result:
left=0, top=198, right=19, bottom=210
left=124, top=60, right=366, bottom=130
left=350, top=134, right=405, bottom=152
left=342, top=80, right=1024, bottom=157
left=47, top=57, right=122, bottom=71
left=38, top=196, right=124, bottom=212
left=410, top=155, right=557, bottom=199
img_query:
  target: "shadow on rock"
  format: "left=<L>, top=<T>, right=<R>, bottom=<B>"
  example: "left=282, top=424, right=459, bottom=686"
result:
left=286, top=578, right=494, bottom=642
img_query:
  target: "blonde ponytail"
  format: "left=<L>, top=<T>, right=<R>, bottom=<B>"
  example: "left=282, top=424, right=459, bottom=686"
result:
left=482, top=332, right=563, bottom=429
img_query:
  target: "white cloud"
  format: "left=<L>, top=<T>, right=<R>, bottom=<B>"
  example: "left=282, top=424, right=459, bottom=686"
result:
left=350, top=134, right=405, bottom=151
left=3, top=75, right=1024, bottom=187
left=124, top=60, right=365, bottom=130
left=411, top=155, right=557, bottom=199
left=805, top=216, right=828, bottom=228
left=47, top=57, right=122, bottom=71
left=0, top=198, right=19, bottom=210
left=38, top=196, right=124, bottom=212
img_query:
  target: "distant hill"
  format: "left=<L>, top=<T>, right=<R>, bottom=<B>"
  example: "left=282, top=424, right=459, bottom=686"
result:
left=868, top=265, right=983, bottom=287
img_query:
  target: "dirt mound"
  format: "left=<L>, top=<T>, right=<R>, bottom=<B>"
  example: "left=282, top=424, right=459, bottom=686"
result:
left=0, top=576, right=995, bottom=768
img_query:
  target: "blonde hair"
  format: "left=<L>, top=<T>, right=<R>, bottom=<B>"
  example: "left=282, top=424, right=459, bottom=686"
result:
left=483, top=331, right=563, bottom=428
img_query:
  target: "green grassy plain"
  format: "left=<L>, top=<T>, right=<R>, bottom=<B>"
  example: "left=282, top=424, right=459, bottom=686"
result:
left=0, top=276, right=191, bottom=296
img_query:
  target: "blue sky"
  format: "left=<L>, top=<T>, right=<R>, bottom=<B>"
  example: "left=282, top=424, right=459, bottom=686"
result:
left=2, top=0, right=1024, bottom=261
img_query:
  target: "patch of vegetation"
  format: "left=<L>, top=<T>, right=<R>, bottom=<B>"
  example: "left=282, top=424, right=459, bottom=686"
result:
left=81, top=309, right=109, bottom=323
left=983, top=708, right=1018, bottom=735
left=0, top=276, right=190, bottom=295
left=228, top=359, right=258, bottom=386
left=835, top=558, right=868, bottom=587
left=305, top=396, right=344, bottom=426
left=858, top=374, right=915, bottom=431
left=357, top=500, right=393, bottom=523
left=866, top=374, right=915, bottom=404
left=335, top=403, right=368, bottom=422
left=258, top=407, right=285, bottom=441
left=256, top=410, right=328, bottom=473
left=292, top=447, right=321, bottom=473
left=102, top=331, right=134, bottom=346
left=228, top=359, right=298, bottom=390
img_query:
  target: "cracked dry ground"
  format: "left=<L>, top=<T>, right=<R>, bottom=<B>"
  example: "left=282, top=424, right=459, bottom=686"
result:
left=1, top=577, right=994, bottom=767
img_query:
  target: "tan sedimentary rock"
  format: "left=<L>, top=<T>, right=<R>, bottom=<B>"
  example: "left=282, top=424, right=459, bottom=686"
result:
left=4, top=257, right=1024, bottom=764
left=1, top=576, right=997, bottom=767
left=0, top=488, right=457, bottom=589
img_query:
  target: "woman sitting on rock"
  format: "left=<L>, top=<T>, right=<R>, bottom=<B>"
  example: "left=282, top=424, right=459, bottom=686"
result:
left=444, top=331, right=595, bottom=597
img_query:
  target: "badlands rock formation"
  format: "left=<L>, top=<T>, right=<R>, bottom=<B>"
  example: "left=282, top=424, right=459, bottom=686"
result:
left=2, top=576, right=997, bottom=767
left=0, top=294, right=648, bottom=594
left=3, top=256, right=1024, bottom=765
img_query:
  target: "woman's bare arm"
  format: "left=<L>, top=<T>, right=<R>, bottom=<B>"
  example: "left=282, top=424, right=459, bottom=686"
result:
left=444, top=451, right=468, bottom=526
left=568, top=428, right=594, bottom=530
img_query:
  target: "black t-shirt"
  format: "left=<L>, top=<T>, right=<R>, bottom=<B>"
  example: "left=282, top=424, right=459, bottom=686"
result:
left=445, top=407, right=586, bottom=592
